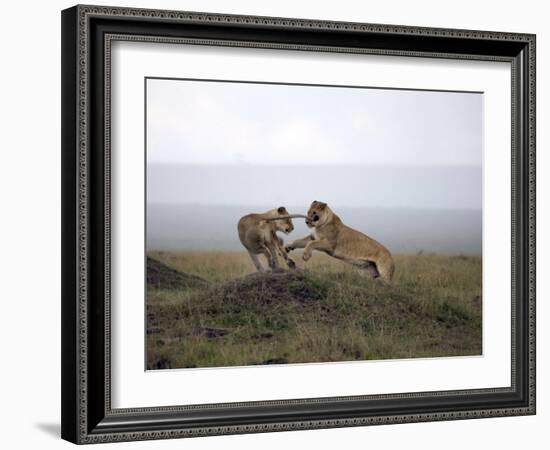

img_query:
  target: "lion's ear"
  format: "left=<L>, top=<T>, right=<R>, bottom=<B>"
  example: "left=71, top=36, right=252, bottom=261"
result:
left=318, top=202, right=327, bottom=210
left=277, top=206, right=286, bottom=214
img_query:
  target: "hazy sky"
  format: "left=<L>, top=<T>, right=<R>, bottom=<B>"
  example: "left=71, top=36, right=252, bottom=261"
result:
left=146, top=78, right=482, bottom=210
left=146, top=78, right=483, bottom=167
left=147, top=165, right=481, bottom=210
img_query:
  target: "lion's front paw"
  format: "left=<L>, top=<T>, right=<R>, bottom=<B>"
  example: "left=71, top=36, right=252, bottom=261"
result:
left=302, top=251, right=312, bottom=261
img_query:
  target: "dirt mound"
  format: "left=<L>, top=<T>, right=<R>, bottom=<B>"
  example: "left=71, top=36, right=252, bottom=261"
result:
left=147, top=257, right=208, bottom=289
left=205, top=270, right=330, bottom=305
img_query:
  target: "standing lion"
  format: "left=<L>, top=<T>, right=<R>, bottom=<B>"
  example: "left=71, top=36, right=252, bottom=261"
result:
left=238, top=207, right=306, bottom=272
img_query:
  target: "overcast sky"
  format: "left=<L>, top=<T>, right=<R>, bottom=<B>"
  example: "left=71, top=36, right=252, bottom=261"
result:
left=146, top=78, right=482, bottom=167
left=146, top=78, right=482, bottom=210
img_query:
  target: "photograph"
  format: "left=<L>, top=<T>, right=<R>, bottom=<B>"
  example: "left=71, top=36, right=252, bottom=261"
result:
left=145, top=77, right=483, bottom=370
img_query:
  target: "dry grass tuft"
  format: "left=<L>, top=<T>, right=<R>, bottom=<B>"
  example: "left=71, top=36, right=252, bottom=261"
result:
left=146, top=250, right=482, bottom=370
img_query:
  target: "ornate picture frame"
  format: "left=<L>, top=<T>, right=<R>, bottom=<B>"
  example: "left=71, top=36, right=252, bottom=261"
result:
left=61, top=5, right=535, bottom=444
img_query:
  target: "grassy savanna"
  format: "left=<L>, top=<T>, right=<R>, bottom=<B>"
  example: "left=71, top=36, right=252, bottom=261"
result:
left=146, top=250, right=482, bottom=370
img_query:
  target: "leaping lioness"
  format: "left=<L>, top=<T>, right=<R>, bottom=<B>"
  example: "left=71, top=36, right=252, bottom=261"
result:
left=238, top=207, right=308, bottom=272
left=285, top=201, right=395, bottom=281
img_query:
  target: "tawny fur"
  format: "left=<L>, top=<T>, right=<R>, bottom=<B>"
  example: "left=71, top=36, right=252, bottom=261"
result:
left=286, top=201, right=395, bottom=281
left=238, top=207, right=298, bottom=272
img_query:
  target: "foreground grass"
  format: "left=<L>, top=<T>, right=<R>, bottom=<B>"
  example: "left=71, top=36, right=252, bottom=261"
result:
left=147, top=251, right=482, bottom=369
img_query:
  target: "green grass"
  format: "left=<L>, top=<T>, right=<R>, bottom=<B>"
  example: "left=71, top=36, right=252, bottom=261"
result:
left=146, top=251, right=482, bottom=369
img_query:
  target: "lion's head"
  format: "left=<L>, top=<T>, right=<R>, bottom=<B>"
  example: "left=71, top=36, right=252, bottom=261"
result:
left=274, top=206, right=294, bottom=234
left=306, top=201, right=330, bottom=228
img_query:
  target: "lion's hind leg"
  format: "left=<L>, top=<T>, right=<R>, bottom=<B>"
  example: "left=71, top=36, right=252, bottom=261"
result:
left=260, top=243, right=281, bottom=271
left=361, top=260, right=381, bottom=279
left=377, top=257, right=395, bottom=283
left=339, top=255, right=379, bottom=279
left=247, top=251, right=265, bottom=272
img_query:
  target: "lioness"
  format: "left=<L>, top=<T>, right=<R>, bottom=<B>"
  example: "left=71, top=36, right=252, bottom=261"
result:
left=238, top=207, right=307, bottom=272
left=286, top=201, right=395, bottom=281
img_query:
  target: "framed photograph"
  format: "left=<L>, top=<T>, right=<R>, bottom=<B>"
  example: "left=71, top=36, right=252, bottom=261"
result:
left=61, top=5, right=536, bottom=444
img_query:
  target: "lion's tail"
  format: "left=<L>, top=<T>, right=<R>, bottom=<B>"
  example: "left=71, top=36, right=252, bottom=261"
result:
left=262, top=214, right=308, bottom=221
